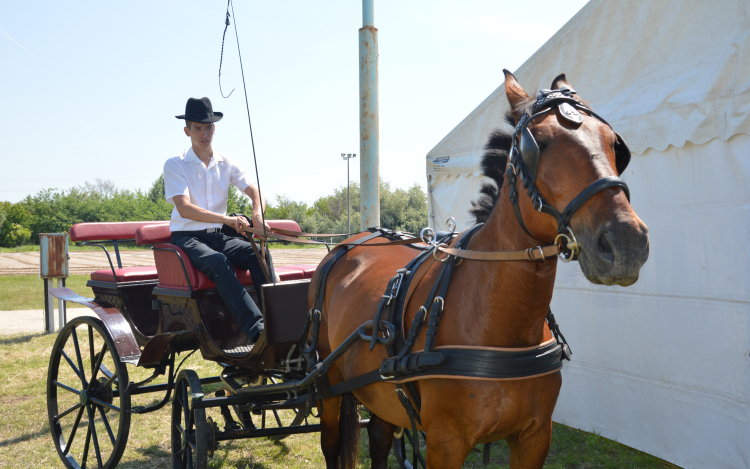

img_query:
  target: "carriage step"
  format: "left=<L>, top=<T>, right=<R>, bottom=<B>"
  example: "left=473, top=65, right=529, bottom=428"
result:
left=223, top=344, right=254, bottom=357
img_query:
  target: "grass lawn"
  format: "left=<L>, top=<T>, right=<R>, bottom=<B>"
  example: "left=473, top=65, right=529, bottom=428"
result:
left=0, top=275, right=92, bottom=311
left=0, top=331, right=677, bottom=469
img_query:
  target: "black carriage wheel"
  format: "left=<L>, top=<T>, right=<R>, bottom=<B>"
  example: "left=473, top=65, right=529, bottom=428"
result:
left=172, top=369, right=208, bottom=469
left=47, top=316, right=131, bottom=469
left=392, top=428, right=427, bottom=469
left=264, top=376, right=307, bottom=441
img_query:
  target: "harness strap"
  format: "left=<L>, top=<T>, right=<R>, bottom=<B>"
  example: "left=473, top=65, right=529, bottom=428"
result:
left=438, top=243, right=560, bottom=262
left=242, top=226, right=427, bottom=248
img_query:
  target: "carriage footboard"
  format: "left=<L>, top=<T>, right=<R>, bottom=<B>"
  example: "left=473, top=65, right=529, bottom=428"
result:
left=48, top=287, right=142, bottom=365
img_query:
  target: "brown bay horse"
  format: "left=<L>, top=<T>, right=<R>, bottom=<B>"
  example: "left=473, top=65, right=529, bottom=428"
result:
left=309, top=70, right=649, bottom=469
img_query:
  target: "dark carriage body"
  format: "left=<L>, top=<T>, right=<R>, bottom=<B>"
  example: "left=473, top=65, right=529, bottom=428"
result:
left=60, top=220, right=316, bottom=370
left=47, top=219, right=328, bottom=469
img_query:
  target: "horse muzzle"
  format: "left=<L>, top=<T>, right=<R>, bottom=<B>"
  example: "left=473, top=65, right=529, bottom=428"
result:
left=576, top=217, right=650, bottom=286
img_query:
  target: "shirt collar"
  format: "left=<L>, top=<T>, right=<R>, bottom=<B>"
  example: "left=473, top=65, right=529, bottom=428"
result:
left=185, top=147, right=223, bottom=169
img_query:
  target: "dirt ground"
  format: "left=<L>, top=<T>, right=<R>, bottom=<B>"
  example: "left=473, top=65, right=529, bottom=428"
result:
left=0, top=247, right=329, bottom=276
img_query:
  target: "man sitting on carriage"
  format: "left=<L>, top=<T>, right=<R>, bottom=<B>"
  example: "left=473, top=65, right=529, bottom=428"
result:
left=163, top=97, right=273, bottom=344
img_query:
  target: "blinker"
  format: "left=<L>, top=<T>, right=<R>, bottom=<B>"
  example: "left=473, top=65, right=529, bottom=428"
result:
left=614, top=132, right=631, bottom=175
left=519, top=127, right=540, bottom=182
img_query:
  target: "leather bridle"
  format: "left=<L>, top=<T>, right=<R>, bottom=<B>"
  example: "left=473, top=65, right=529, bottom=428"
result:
left=505, top=87, right=632, bottom=261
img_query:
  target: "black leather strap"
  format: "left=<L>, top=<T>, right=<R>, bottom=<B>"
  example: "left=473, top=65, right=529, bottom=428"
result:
left=560, top=176, right=630, bottom=226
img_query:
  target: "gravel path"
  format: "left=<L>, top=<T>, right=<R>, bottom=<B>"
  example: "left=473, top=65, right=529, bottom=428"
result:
left=0, top=247, right=329, bottom=335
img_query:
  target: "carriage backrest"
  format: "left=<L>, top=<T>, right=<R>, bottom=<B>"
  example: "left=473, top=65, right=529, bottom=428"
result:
left=134, top=219, right=304, bottom=246
left=70, top=221, right=170, bottom=242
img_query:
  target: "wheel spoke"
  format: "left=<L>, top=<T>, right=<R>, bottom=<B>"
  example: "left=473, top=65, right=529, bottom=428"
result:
left=71, top=328, right=88, bottom=388
left=90, top=397, right=120, bottom=413
left=186, top=439, right=193, bottom=468
left=55, top=403, right=82, bottom=423
left=98, top=368, right=117, bottom=391
left=54, top=380, right=82, bottom=396
left=61, top=349, right=85, bottom=385
left=272, top=409, right=283, bottom=427
left=81, top=420, right=92, bottom=466
left=182, top=387, right=190, bottom=429
left=86, top=404, right=103, bottom=468
left=88, top=325, right=95, bottom=375
left=99, top=363, right=113, bottom=379
left=63, top=406, right=85, bottom=453
left=88, top=343, right=108, bottom=391
left=97, top=405, right=116, bottom=447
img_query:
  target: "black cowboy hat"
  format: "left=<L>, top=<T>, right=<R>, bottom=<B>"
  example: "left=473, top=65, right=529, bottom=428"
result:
left=175, top=97, right=223, bottom=123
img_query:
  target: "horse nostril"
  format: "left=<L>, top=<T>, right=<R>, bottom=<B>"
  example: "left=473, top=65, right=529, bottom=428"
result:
left=595, top=229, right=615, bottom=264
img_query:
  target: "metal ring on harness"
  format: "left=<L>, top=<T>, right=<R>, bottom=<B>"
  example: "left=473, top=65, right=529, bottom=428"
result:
left=554, top=227, right=579, bottom=262
left=506, top=161, right=517, bottom=175
left=446, top=217, right=457, bottom=233
left=433, top=243, right=451, bottom=263
left=420, top=227, right=436, bottom=245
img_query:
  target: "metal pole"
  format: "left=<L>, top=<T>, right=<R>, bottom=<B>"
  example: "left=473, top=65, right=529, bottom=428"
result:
left=359, top=0, right=379, bottom=230
left=347, top=157, right=351, bottom=234
left=46, top=279, right=55, bottom=332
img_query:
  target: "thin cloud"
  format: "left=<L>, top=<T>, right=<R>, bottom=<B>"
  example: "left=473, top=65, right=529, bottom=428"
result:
left=83, top=123, right=100, bottom=142
left=0, top=27, right=37, bottom=58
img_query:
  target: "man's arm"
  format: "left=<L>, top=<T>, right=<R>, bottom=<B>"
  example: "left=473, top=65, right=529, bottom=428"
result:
left=243, top=184, right=272, bottom=238
left=172, top=195, right=250, bottom=233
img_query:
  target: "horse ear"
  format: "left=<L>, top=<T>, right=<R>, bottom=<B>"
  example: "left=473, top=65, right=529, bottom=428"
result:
left=551, top=73, right=571, bottom=90
left=503, top=69, right=531, bottom=122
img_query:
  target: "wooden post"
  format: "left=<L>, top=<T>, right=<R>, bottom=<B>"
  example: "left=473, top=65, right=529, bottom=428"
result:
left=40, top=233, right=69, bottom=332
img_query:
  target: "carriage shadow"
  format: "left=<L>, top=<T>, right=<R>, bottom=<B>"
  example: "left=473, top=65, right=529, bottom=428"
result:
left=126, top=438, right=292, bottom=468
left=0, top=333, right=45, bottom=346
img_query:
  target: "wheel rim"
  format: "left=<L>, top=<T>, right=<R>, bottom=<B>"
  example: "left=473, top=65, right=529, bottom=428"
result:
left=47, top=316, right=131, bottom=469
left=172, top=369, right=207, bottom=469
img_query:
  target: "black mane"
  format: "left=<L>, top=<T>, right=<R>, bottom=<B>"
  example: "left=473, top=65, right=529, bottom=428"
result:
left=469, top=112, right=516, bottom=223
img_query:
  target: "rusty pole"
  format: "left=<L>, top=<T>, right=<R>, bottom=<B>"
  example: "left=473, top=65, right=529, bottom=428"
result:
left=359, top=0, right=380, bottom=230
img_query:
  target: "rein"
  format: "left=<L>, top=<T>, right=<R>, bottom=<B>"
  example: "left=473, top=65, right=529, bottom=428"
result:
left=242, top=225, right=565, bottom=262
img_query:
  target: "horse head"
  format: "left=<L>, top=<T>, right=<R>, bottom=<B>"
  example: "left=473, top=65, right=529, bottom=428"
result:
left=474, top=70, right=649, bottom=286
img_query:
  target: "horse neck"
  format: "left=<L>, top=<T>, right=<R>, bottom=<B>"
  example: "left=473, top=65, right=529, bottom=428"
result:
left=454, top=184, right=558, bottom=347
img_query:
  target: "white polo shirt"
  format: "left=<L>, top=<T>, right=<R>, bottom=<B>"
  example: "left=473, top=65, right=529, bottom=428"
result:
left=163, top=147, right=253, bottom=232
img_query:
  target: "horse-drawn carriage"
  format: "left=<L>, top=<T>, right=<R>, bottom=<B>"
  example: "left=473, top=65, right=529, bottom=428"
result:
left=46, top=72, right=649, bottom=469
left=46, top=219, right=335, bottom=468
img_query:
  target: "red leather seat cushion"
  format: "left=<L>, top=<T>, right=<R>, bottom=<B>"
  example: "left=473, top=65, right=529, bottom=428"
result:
left=70, top=221, right=169, bottom=242
left=153, top=244, right=306, bottom=290
left=135, top=223, right=172, bottom=245
left=90, top=266, right=159, bottom=282
left=280, top=264, right=317, bottom=279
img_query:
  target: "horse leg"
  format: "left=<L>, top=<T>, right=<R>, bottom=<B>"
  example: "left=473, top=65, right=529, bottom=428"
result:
left=319, top=394, right=343, bottom=469
left=506, top=419, right=553, bottom=469
left=366, top=413, right=396, bottom=469
left=424, top=428, right=474, bottom=469
left=319, top=392, right=361, bottom=469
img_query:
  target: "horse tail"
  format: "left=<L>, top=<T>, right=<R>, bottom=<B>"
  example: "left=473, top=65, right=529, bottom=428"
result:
left=338, top=392, right=360, bottom=468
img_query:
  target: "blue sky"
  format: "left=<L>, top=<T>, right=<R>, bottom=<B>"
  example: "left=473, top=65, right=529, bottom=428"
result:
left=1, top=0, right=587, bottom=205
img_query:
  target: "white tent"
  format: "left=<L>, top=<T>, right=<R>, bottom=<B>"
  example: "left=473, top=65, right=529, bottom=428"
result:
left=425, top=1, right=750, bottom=468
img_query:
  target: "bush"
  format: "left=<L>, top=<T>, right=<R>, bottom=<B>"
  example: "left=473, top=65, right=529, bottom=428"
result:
left=0, top=222, right=32, bottom=247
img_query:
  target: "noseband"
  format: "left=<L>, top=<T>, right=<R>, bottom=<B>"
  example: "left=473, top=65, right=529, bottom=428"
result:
left=506, top=87, right=632, bottom=261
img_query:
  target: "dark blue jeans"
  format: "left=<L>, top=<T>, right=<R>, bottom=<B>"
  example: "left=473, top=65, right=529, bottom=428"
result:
left=171, top=230, right=269, bottom=341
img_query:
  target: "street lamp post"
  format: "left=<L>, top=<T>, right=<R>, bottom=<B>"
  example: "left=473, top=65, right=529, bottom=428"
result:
left=341, top=153, right=357, bottom=234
